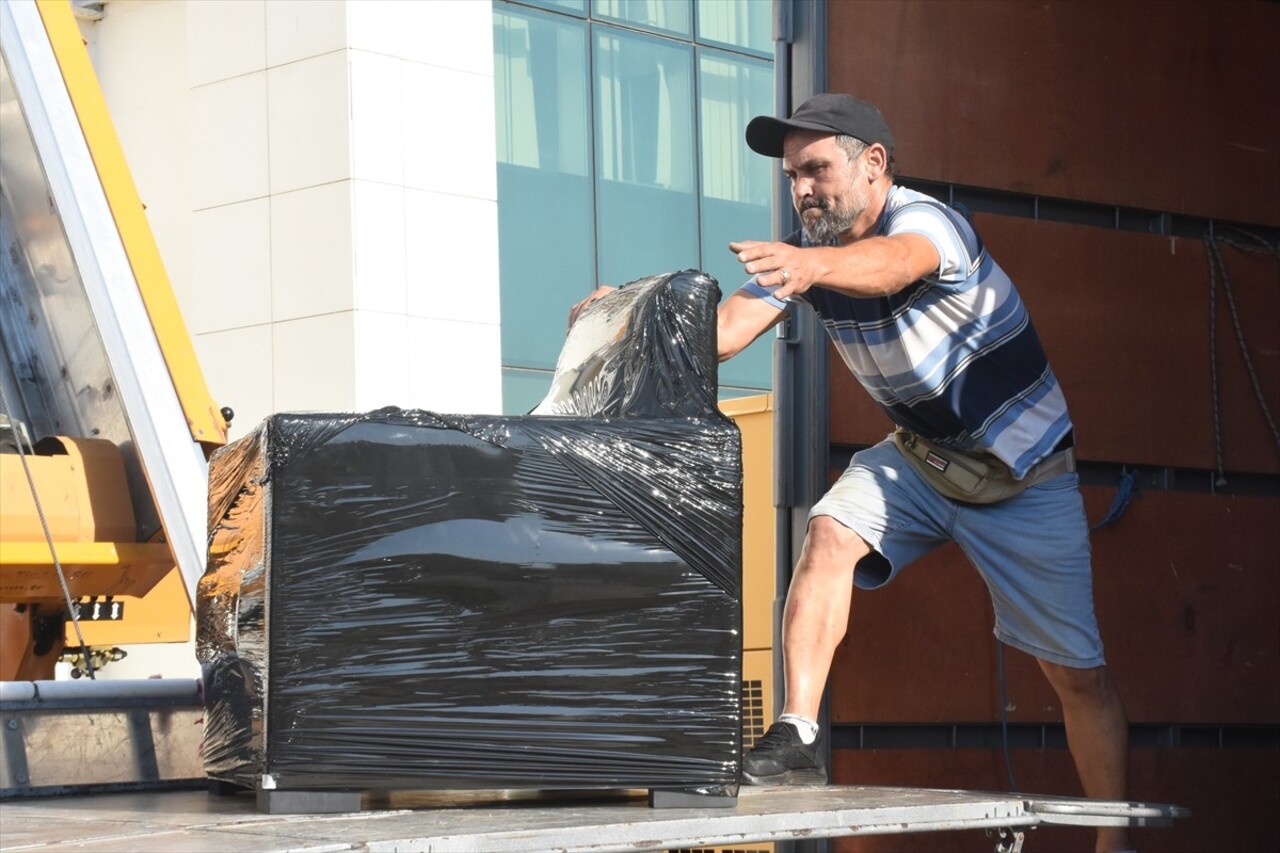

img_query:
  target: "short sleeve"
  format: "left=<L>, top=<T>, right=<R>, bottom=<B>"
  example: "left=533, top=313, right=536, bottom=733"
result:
left=738, top=277, right=795, bottom=312
left=883, top=202, right=983, bottom=284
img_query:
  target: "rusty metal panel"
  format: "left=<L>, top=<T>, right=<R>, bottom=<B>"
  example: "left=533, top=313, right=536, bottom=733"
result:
left=830, top=539, right=998, bottom=723
left=828, top=351, right=892, bottom=449
left=827, top=0, right=1280, bottom=225
left=996, top=217, right=1279, bottom=474
left=831, top=747, right=1278, bottom=853
left=827, top=217, right=1280, bottom=475
left=1086, top=489, right=1280, bottom=725
left=829, top=488, right=1280, bottom=725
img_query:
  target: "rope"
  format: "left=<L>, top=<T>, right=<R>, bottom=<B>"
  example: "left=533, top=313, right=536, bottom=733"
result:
left=0, top=382, right=95, bottom=679
left=1204, top=228, right=1280, bottom=490
left=1091, top=468, right=1138, bottom=531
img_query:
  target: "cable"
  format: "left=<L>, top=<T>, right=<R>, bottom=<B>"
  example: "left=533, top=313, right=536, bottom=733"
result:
left=1091, top=468, right=1137, bottom=531
left=997, top=640, right=1019, bottom=793
left=1205, top=230, right=1228, bottom=487
left=1204, top=228, right=1280, bottom=489
left=0, top=380, right=95, bottom=679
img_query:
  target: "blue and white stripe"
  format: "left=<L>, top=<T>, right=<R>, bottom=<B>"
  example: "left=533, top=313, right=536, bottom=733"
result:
left=738, top=185, right=1072, bottom=479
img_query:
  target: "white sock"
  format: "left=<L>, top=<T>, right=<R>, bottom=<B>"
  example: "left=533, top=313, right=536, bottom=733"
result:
left=778, top=713, right=819, bottom=745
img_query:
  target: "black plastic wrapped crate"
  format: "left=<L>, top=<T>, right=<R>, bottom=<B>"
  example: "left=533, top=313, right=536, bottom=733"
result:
left=198, top=271, right=743, bottom=810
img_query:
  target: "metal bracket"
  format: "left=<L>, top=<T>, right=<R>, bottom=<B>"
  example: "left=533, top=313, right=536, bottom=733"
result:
left=992, top=826, right=1025, bottom=853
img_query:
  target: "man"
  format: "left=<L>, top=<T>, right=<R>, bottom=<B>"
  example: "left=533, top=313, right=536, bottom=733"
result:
left=571, top=94, right=1132, bottom=853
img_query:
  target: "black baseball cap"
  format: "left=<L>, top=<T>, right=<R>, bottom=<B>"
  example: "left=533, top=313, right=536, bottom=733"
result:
left=745, top=93, right=894, bottom=158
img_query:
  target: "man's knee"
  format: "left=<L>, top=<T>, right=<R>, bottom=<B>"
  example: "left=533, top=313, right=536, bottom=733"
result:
left=1039, top=660, right=1116, bottom=702
left=802, top=516, right=871, bottom=566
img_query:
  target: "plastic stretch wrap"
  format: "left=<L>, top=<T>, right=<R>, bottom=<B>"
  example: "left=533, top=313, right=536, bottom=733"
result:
left=198, top=271, right=743, bottom=795
left=533, top=270, right=721, bottom=419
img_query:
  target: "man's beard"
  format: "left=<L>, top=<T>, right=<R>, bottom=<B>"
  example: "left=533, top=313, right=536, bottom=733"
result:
left=799, top=167, right=870, bottom=245
left=799, top=198, right=860, bottom=245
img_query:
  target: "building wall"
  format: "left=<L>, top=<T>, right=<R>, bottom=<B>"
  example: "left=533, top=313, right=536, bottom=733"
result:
left=80, top=0, right=503, bottom=448
left=82, top=0, right=777, bottom=433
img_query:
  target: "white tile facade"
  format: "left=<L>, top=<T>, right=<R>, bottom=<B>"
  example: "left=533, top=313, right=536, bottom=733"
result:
left=272, top=312, right=357, bottom=412
left=402, top=61, right=498, bottom=200
left=266, top=50, right=352, bottom=196
left=187, top=0, right=266, bottom=87
left=405, top=189, right=500, bottom=325
left=352, top=180, right=407, bottom=314
left=83, top=0, right=502, bottom=428
left=192, top=323, right=275, bottom=436
left=270, top=181, right=355, bottom=321
left=407, top=316, right=503, bottom=414
left=188, top=198, right=272, bottom=334
left=354, top=310, right=410, bottom=411
left=190, top=71, right=270, bottom=210
left=350, top=49, right=404, bottom=185
left=264, top=0, right=348, bottom=69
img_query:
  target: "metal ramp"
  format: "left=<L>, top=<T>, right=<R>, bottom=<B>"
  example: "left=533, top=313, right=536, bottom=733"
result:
left=0, top=785, right=1188, bottom=852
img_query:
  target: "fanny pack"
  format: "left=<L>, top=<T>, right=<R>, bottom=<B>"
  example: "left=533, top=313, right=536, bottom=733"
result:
left=893, top=428, right=1076, bottom=505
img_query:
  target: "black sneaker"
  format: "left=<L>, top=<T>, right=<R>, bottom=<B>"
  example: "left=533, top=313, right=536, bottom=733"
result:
left=742, top=722, right=827, bottom=785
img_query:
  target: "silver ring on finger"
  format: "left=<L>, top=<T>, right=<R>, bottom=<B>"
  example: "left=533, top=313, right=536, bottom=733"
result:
left=780, top=268, right=791, bottom=284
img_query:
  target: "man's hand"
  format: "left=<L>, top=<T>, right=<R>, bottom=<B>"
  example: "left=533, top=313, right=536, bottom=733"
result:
left=729, top=240, right=820, bottom=301
left=732, top=233, right=941, bottom=300
left=568, top=285, right=616, bottom=329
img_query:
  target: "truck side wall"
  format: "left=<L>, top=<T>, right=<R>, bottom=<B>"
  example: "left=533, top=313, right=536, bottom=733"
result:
left=820, top=3, right=1280, bottom=851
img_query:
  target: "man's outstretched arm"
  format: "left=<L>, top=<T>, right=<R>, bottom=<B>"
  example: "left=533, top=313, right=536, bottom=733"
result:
left=717, top=289, right=786, bottom=362
left=730, top=233, right=940, bottom=300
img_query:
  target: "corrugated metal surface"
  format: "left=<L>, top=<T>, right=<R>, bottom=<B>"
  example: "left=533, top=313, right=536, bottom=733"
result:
left=826, top=0, right=1280, bottom=224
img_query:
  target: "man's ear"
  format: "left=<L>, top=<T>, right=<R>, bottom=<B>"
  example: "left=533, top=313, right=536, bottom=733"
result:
left=864, top=143, right=888, bottom=180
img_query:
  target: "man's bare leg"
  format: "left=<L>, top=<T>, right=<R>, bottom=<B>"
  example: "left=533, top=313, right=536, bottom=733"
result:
left=780, top=516, right=870, bottom=720
left=741, top=517, right=868, bottom=784
left=1038, top=660, right=1133, bottom=853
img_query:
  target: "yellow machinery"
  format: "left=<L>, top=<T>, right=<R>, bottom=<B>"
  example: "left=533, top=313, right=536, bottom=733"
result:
left=717, top=394, right=777, bottom=853
left=0, top=0, right=226, bottom=681
left=720, top=394, right=777, bottom=754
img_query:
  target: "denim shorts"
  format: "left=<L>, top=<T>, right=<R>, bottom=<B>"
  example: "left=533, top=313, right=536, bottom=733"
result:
left=809, top=436, right=1106, bottom=668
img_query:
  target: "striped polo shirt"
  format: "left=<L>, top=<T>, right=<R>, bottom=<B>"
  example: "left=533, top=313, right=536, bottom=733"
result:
left=742, top=185, right=1072, bottom=479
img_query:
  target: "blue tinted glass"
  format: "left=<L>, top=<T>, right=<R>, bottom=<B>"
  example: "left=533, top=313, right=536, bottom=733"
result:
left=696, top=0, right=773, bottom=53
left=698, top=48, right=774, bottom=392
left=502, top=367, right=556, bottom=414
left=494, top=7, right=595, bottom=373
left=521, top=0, right=588, bottom=14
left=593, top=27, right=698, bottom=285
left=592, top=0, right=691, bottom=36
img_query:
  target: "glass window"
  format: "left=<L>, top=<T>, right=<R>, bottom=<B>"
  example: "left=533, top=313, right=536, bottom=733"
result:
left=494, top=0, right=776, bottom=412
left=592, top=0, right=692, bottom=37
left=593, top=27, right=698, bottom=285
left=494, top=7, right=595, bottom=372
left=502, top=366, right=557, bottom=414
left=697, top=48, right=774, bottom=393
left=696, top=0, right=773, bottom=54
left=522, top=0, right=588, bottom=14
